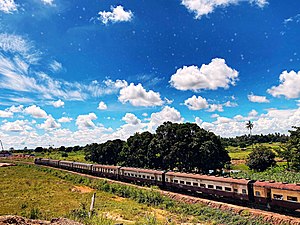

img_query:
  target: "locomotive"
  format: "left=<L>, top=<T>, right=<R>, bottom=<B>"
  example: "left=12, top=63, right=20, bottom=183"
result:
left=34, top=158, right=300, bottom=211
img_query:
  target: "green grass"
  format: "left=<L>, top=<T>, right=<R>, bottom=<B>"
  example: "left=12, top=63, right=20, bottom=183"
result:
left=34, top=150, right=88, bottom=163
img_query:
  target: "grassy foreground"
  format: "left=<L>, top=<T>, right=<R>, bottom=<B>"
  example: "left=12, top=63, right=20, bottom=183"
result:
left=0, top=163, right=273, bottom=225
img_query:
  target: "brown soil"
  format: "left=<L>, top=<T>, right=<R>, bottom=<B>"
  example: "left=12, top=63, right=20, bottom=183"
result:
left=71, top=185, right=94, bottom=193
left=0, top=216, right=82, bottom=225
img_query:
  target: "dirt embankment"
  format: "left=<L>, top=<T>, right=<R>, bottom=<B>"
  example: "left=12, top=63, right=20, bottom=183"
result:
left=0, top=216, right=82, bottom=225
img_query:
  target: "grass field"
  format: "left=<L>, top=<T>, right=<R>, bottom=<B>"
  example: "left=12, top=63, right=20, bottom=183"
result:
left=0, top=163, right=272, bottom=225
left=0, top=164, right=203, bottom=224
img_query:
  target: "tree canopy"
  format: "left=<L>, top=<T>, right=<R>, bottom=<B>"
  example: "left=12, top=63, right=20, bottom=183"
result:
left=246, top=146, right=276, bottom=171
left=84, top=122, right=230, bottom=173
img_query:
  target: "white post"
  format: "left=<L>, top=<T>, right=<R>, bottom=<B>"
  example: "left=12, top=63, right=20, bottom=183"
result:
left=89, top=193, right=96, bottom=218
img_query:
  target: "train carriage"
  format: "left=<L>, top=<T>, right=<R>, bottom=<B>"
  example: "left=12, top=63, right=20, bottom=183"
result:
left=48, top=159, right=60, bottom=167
left=165, top=172, right=253, bottom=201
left=92, top=164, right=121, bottom=179
left=59, top=160, right=73, bottom=170
left=120, top=167, right=165, bottom=186
left=253, top=181, right=300, bottom=210
left=72, top=162, right=93, bottom=173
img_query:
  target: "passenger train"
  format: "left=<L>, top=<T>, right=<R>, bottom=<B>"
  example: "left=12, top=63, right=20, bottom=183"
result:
left=34, top=158, right=300, bottom=211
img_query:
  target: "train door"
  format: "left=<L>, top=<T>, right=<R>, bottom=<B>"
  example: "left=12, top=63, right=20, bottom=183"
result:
left=247, top=181, right=255, bottom=202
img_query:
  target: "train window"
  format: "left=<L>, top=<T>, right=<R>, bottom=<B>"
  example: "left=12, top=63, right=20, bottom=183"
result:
left=225, top=187, right=232, bottom=192
left=180, top=181, right=184, bottom=184
left=234, top=189, right=238, bottom=193
left=216, top=186, right=222, bottom=190
left=147, top=176, right=150, bottom=179
left=139, top=175, right=142, bottom=178
left=200, top=184, right=206, bottom=188
left=151, top=176, right=154, bottom=180
left=208, top=185, right=214, bottom=189
left=287, top=196, right=298, bottom=202
left=142, top=175, right=146, bottom=178
left=186, top=182, right=191, bottom=185
left=242, top=189, right=247, bottom=194
left=193, top=182, right=198, bottom=186
left=174, top=180, right=178, bottom=183
left=255, top=191, right=261, bottom=197
left=273, top=194, right=283, bottom=200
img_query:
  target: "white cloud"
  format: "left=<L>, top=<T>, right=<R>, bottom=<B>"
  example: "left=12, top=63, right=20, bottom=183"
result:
left=38, top=115, right=61, bottom=130
left=76, top=113, right=97, bottom=130
left=184, top=95, right=209, bottom=110
left=119, top=83, right=164, bottom=107
left=57, top=117, right=73, bottom=123
left=224, top=101, right=238, bottom=107
left=122, top=113, right=140, bottom=125
left=24, top=105, right=48, bottom=119
left=41, top=0, right=54, bottom=6
left=52, top=99, right=64, bottom=108
left=207, top=104, right=224, bottom=112
left=267, top=70, right=300, bottom=99
left=98, top=5, right=133, bottom=24
left=49, top=60, right=62, bottom=72
left=0, top=0, right=17, bottom=14
left=248, top=93, right=270, bottom=103
left=248, top=109, right=258, bottom=117
left=97, top=101, right=107, bottom=110
left=7, top=105, right=24, bottom=113
left=1, top=120, right=32, bottom=132
left=147, top=106, right=184, bottom=132
left=170, top=58, right=238, bottom=91
left=0, top=110, right=13, bottom=118
left=181, top=0, right=268, bottom=19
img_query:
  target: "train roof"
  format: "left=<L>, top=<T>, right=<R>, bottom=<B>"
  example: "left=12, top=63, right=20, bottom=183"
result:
left=73, top=162, right=93, bottom=166
left=93, top=164, right=121, bottom=169
left=166, top=171, right=251, bottom=185
left=121, top=167, right=165, bottom=175
left=254, top=180, right=300, bottom=191
left=59, top=160, right=73, bottom=163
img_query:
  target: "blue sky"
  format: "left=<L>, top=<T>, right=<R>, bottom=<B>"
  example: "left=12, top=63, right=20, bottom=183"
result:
left=0, top=0, right=300, bottom=149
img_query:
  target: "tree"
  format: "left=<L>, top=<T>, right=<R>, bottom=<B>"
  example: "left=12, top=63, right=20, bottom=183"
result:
left=59, top=146, right=66, bottom=152
left=288, top=126, right=300, bottom=171
left=246, top=146, right=276, bottom=171
left=34, top=147, right=44, bottom=152
left=246, top=120, right=254, bottom=149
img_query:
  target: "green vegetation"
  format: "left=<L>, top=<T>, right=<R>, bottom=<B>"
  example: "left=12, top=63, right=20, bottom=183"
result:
left=246, top=146, right=276, bottom=172
left=85, top=122, right=230, bottom=173
left=31, top=164, right=270, bottom=225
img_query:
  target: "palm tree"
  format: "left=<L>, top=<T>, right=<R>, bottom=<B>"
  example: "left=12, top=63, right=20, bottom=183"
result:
left=246, top=120, right=254, bottom=150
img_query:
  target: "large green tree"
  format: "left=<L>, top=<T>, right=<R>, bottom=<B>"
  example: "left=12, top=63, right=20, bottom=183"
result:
left=246, top=146, right=276, bottom=171
left=119, top=131, right=154, bottom=168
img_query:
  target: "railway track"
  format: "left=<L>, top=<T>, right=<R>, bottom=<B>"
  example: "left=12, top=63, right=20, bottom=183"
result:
left=3, top=159, right=300, bottom=225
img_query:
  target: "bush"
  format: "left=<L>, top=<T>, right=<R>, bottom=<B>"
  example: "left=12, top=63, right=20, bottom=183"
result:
left=246, top=146, right=276, bottom=171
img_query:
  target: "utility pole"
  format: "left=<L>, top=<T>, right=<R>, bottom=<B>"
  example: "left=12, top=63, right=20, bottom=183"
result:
left=0, top=140, right=4, bottom=151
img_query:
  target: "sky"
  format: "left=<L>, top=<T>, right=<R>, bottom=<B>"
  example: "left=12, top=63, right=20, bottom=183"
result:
left=0, top=0, right=300, bottom=149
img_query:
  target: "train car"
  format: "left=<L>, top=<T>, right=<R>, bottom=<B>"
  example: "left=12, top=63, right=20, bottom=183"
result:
left=119, top=167, right=165, bottom=186
left=72, top=162, right=93, bottom=173
left=59, top=160, right=73, bottom=170
left=34, top=158, right=44, bottom=165
left=253, top=180, right=300, bottom=210
left=165, top=172, right=253, bottom=201
left=92, top=164, right=121, bottom=179
left=48, top=159, right=60, bottom=167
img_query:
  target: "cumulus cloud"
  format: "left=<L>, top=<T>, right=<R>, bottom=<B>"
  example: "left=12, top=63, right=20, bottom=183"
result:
left=38, top=115, right=61, bottom=130
left=7, top=105, right=24, bottom=113
left=1, top=120, right=32, bottom=132
left=76, top=113, right=97, bottom=130
left=267, top=70, right=300, bottom=99
left=184, top=95, right=209, bottom=110
left=51, top=99, right=64, bottom=108
left=0, top=110, right=13, bottom=118
left=119, top=83, right=164, bottom=107
left=148, top=106, right=184, bottom=132
left=98, top=5, right=133, bottom=24
left=97, top=101, right=107, bottom=110
left=122, top=113, right=140, bottom=125
left=24, top=105, right=48, bottom=119
left=207, top=104, right=224, bottom=112
left=248, top=93, right=270, bottom=103
left=170, top=58, right=238, bottom=91
left=41, top=0, right=54, bottom=6
left=0, top=0, right=17, bottom=14
left=181, top=0, right=268, bottom=19
left=58, top=117, right=73, bottom=123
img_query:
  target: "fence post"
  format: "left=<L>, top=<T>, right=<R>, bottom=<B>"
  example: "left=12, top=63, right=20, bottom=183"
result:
left=89, top=192, right=96, bottom=218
